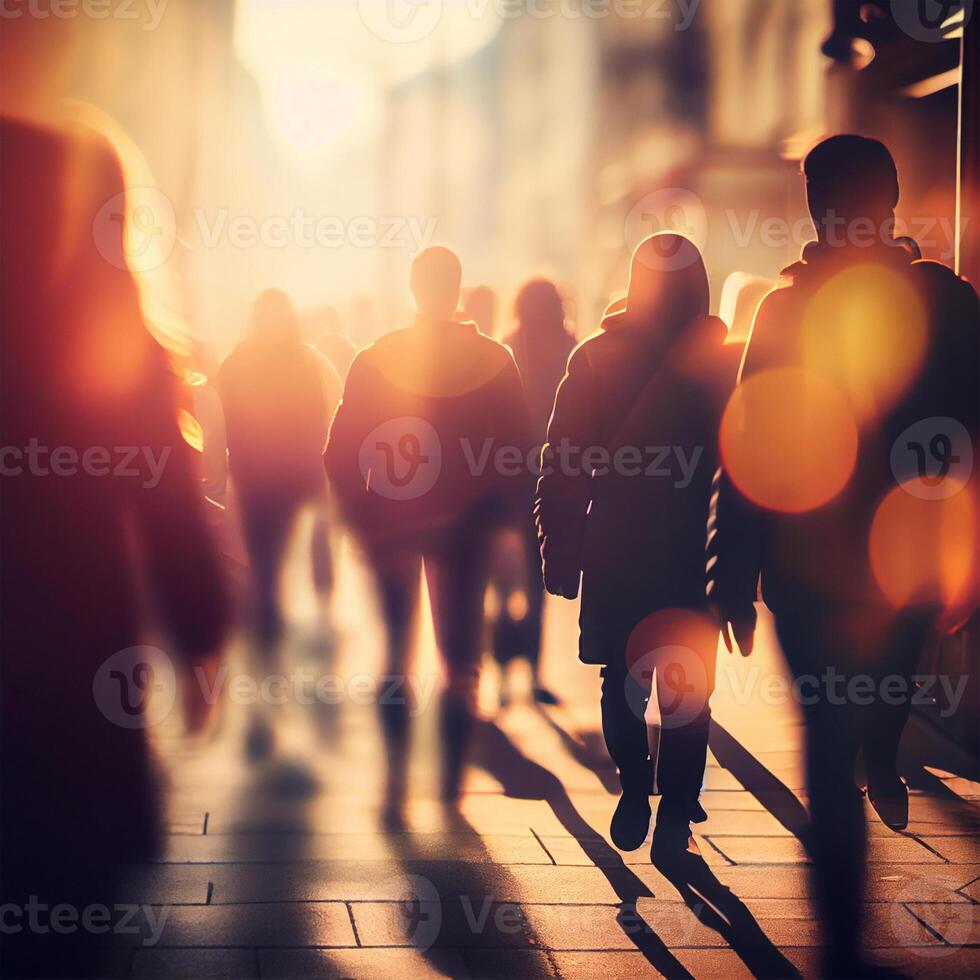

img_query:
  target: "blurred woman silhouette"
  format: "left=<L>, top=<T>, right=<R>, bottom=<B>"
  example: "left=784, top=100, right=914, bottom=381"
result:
left=493, top=279, right=575, bottom=706
left=219, top=290, right=341, bottom=757
left=0, top=117, right=228, bottom=979
left=536, top=233, right=736, bottom=857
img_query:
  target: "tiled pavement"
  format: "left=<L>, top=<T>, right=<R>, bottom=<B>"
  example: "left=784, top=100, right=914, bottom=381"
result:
left=116, top=540, right=980, bottom=978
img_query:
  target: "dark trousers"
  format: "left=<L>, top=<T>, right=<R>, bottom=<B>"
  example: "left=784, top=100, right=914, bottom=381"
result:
left=372, top=519, right=493, bottom=800
left=490, top=520, right=544, bottom=670
left=239, top=492, right=303, bottom=649
left=774, top=605, right=928, bottom=963
left=599, top=634, right=716, bottom=819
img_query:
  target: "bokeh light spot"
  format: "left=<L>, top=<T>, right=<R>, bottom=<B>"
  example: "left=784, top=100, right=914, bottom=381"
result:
left=719, top=367, right=858, bottom=513
left=801, top=263, right=927, bottom=424
left=869, top=483, right=976, bottom=612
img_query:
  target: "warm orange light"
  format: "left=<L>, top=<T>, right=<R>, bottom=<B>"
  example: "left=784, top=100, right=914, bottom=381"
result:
left=719, top=367, right=858, bottom=513
left=178, top=409, right=204, bottom=454
left=801, top=264, right=927, bottom=424
left=869, top=484, right=976, bottom=612
left=505, top=590, right=529, bottom=622
left=373, top=331, right=509, bottom=398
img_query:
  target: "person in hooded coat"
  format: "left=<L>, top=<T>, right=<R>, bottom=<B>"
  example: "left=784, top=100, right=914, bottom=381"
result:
left=536, top=232, right=736, bottom=855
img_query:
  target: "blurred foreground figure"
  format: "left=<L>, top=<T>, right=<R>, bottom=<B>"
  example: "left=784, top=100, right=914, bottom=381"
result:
left=0, top=118, right=227, bottom=978
left=494, top=280, right=575, bottom=706
left=219, top=291, right=341, bottom=754
left=710, top=135, right=979, bottom=977
left=326, top=247, right=532, bottom=822
left=537, top=234, right=735, bottom=856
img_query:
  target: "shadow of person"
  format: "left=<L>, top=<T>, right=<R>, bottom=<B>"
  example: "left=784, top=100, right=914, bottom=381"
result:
left=709, top=720, right=811, bottom=843
left=534, top=707, right=622, bottom=795
left=541, top=714, right=801, bottom=975
left=472, top=719, right=695, bottom=979
left=383, top=808, right=554, bottom=979
left=651, top=845, right=801, bottom=979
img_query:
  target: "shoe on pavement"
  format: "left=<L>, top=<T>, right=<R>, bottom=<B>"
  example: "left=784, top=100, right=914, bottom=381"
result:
left=532, top=686, right=560, bottom=706
left=868, top=774, right=909, bottom=831
left=610, top=791, right=651, bottom=851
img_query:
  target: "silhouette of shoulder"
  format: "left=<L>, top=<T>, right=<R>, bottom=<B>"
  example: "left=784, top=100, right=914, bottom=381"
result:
left=909, top=258, right=980, bottom=307
left=347, top=321, right=518, bottom=399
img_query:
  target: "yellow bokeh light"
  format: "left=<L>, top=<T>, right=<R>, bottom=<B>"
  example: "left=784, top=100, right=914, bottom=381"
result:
left=178, top=408, right=205, bottom=454
left=719, top=367, right=859, bottom=513
left=801, top=263, right=927, bottom=424
left=869, top=483, right=976, bottom=612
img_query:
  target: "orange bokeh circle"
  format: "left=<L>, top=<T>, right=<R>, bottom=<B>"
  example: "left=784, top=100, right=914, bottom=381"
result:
left=720, top=367, right=858, bottom=513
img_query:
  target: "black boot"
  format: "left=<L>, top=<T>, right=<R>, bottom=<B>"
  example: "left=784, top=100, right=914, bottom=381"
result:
left=610, top=788, right=652, bottom=851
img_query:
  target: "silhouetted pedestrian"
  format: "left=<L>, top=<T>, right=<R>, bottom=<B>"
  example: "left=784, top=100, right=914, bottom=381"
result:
left=710, top=134, right=980, bottom=978
left=0, top=117, right=228, bottom=979
left=494, top=279, right=575, bottom=706
left=537, top=233, right=735, bottom=857
left=219, top=290, right=341, bottom=756
left=325, top=247, right=532, bottom=824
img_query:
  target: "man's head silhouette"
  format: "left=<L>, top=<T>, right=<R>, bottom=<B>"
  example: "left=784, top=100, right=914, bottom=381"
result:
left=803, top=135, right=899, bottom=245
left=411, top=246, right=462, bottom=321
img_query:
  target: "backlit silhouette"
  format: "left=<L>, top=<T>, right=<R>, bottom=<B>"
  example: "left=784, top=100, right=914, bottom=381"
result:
left=325, top=246, right=532, bottom=823
left=0, top=117, right=227, bottom=979
left=710, top=134, right=980, bottom=978
left=537, top=232, right=736, bottom=857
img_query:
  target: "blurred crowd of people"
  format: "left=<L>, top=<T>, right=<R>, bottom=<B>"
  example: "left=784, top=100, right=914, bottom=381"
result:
left=1, top=95, right=977, bottom=980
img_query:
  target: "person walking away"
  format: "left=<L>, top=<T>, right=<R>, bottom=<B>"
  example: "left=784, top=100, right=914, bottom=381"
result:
left=537, top=233, right=736, bottom=857
left=325, top=247, right=532, bottom=825
left=710, top=135, right=979, bottom=978
left=494, top=279, right=575, bottom=706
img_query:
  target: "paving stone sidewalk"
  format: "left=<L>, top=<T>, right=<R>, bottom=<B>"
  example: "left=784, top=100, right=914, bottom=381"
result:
left=115, top=549, right=980, bottom=979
